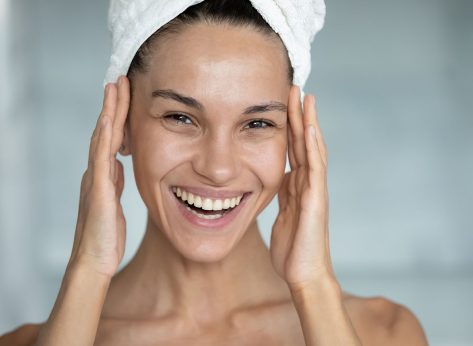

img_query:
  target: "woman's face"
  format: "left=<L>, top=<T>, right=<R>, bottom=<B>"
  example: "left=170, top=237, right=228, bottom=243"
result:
left=124, top=23, right=291, bottom=262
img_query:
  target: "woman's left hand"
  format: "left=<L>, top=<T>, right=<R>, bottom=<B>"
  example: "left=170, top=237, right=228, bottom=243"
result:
left=270, top=85, right=334, bottom=292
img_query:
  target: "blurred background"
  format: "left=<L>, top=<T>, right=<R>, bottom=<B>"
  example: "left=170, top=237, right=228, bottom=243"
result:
left=0, top=0, right=472, bottom=344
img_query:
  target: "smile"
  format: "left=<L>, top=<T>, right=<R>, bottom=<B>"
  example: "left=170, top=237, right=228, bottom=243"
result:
left=172, top=187, right=243, bottom=211
left=170, top=186, right=251, bottom=226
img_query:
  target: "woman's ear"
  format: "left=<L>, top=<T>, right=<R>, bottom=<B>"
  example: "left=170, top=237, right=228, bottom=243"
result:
left=119, top=121, right=131, bottom=156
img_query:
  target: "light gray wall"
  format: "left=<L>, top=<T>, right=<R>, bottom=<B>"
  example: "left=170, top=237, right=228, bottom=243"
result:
left=1, top=0, right=472, bottom=344
left=0, top=0, right=42, bottom=328
left=312, top=0, right=473, bottom=271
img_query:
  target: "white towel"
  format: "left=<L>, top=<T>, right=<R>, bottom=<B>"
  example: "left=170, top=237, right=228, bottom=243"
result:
left=104, top=0, right=326, bottom=101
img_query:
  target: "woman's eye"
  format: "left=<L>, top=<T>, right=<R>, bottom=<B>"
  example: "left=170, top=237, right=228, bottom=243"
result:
left=244, top=120, right=275, bottom=129
left=163, top=113, right=194, bottom=125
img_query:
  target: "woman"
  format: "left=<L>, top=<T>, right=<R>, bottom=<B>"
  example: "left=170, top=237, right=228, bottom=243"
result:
left=1, top=1, right=428, bottom=345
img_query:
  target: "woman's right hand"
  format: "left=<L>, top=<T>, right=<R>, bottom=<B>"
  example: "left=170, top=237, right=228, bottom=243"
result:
left=68, top=75, right=130, bottom=277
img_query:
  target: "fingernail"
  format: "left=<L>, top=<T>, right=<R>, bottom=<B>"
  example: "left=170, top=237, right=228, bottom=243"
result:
left=118, top=76, right=123, bottom=85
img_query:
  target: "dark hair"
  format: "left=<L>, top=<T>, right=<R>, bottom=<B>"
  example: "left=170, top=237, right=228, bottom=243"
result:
left=127, top=0, right=294, bottom=84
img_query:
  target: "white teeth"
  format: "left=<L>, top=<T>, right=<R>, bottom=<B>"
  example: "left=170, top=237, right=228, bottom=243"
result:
left=194, top=195, right=202, bottom=208
left=186, top=206, right=224, bottom=219
left=202, top=198, right=213, bottom=211
left=173, top=187, right=245, bottom=211
left=187, top=192, right=195, bottom=205
left=213, top=199, right=223, bottom=211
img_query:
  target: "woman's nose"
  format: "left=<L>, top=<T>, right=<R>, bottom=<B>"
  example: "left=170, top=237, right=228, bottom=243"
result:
left=192, top=134, right=241, bottom=185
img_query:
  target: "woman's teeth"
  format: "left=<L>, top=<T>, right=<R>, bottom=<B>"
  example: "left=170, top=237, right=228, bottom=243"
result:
left=186, top=207, right=225, bottom=220
left=172, top=187, right=243, bottom=211
left=172, top=186, right=245, bottom=221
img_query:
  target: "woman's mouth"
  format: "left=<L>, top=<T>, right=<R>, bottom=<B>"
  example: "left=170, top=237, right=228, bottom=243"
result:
left=170, top=186, right=251, bottom=229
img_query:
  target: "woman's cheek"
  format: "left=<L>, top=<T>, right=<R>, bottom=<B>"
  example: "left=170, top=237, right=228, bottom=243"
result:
left=245, top=137, right=287, bottom=190
left=131, top=130, right=189, bottom=209
left=148, top=132, right=190, bottom=173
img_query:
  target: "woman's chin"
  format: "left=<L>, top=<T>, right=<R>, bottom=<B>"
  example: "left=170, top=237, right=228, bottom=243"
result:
left=173, top=239, right=236, bottom=263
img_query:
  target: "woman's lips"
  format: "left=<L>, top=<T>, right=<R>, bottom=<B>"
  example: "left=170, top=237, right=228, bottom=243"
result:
left=170, top=188, right=251, bottom=230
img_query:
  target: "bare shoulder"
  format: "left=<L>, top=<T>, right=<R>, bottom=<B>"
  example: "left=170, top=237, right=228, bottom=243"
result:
left=0, top=323, right=43, bottom=346
left=342, top=292, right=428, bottom=346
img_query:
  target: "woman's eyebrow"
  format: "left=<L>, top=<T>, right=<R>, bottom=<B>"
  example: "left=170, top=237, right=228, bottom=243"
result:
left=151, top=89, right=287, bottom=115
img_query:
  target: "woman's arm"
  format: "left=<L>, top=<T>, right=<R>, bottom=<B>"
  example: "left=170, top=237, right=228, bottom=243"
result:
left=34, top=261, right=111, bottom=346
left=290, top=277, right=360, bottom=346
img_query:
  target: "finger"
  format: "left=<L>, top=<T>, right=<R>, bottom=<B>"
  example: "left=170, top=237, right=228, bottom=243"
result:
left=101, top=83, right=119, bottom=179
left=313, top=98, right=328, bottom=167
left=306, top=95, right=328, bottom=167
left=305, top=122, right=330, bottom=253
left=303, top=94, right=316, bottom=128
left=88, top=85, right=109, bottom=166
left=287, top=125, right=297, bottom=170
left=89, top=83, right=117, bottom=167
left=88, top=125, right=101, bottom=167
left=111, top=76, right=130, bottom=155
left=93, top=116, right=113, bottom=183
left=72, top=171, right=88, bottom=245
left=287, top=85, right=307, bottom=167
left=276, top=175, right=289, bottom=210
left=115, top=159, right=125, bottom=199
left=305, top=124, right=323, bottom=174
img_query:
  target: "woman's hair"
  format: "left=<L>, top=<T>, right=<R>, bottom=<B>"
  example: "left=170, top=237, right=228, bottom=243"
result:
left=127, top=0, right=294, bottom=84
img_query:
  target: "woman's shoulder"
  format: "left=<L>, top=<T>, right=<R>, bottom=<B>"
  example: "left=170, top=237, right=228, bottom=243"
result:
left=0, top=323, right=43, bottom=346
left=0, top=294, right=428, bottom=346
left=342, top=291, right=428, bottom=346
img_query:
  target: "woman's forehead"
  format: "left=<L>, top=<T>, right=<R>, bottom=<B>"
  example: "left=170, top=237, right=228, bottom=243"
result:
left=148, top=25, right=288, bottom=97
left=147, top=23, right=289, bottom=90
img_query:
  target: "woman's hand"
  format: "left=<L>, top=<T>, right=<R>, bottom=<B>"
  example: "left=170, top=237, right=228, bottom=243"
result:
left=270, top=86, right=361, bottom=345
left=68, top=76, right=130, bottom=277
left=34, top=77, right=132, bottom=346
left=270, top=84, right=333, bottom=292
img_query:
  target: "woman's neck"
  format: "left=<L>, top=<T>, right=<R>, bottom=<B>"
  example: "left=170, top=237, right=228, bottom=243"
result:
left=102, top=215, right=292, bottom=326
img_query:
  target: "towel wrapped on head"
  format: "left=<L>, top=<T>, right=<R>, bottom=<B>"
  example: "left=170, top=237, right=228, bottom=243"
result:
left=104, top=0, right=326, bottom=101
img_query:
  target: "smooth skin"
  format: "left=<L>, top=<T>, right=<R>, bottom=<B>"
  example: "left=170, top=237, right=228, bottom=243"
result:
left=1, top=23, right=428, bottom=346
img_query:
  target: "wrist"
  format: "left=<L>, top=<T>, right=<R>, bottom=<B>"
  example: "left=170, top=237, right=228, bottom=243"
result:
left=289, top=274, right=342, bottom=305
left=67, top=251, right=117, bottom=280
left=287, top=275, right=362, bottom=346
left=66, top=256, right=114, bottom=287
